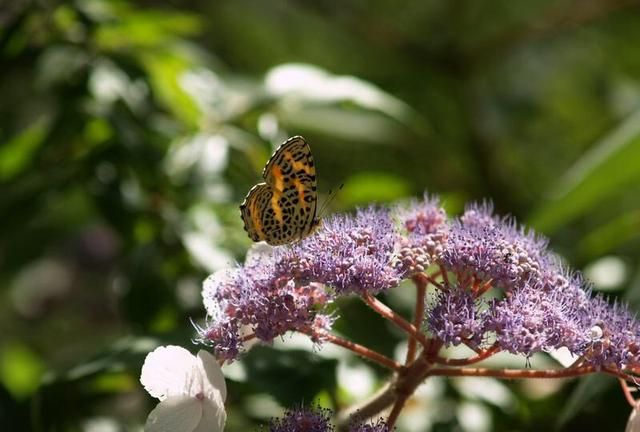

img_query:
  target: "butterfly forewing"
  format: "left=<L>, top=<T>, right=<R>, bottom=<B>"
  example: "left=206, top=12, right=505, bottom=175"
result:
left=240, top=136, right=319, bottom=245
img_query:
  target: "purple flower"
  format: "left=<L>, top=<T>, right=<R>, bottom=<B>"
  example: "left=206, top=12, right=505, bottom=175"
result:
left=484, top=268, right=639, bottom=363
left=487, top=280, right=584, bottom=357
left=395, top=195, right=448, bottom=275
left=200, top=318, right=243, bottom=361
left=427, top=287, right=486, bottom=349
left=268, top=406, right=334, bottom=432
left=577, top=296, right=640, bottom=369
left=440, top=204, right=551, bottom=290
left=349, top=418, right=392, bottom=432
left=198, top=193, right=640, bottom=372
left=459, top=201, right=499, bottom=229
left=279, top=207, right=402, bottom=295
left=200, top=254, right=331, bottom=360
left=200, top=207, right=404, bottom=359
left=400, top=194, right=447, bottom=237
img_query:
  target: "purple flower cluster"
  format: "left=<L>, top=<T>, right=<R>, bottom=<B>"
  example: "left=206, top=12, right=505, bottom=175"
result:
left=201, top=252, right=332, bottom=360
left=487, top=278, right=587, bottom=357
left=279, top=207, right=402, bottom=294
left=427, top=288, right=485, bottom=349
left=439, top=203, right=550, bottom=289
left=265, top=406, right=391, bottom=432
left=201, top=207, right=401, bottom=360
left=268, top=406, right=333, bottom=432
left=200, top=193, right=640, bottom=369
left=395, top=195, right=448, bottom=275
left=403, top=201, right=640, bottom=369
left=350, top=418, right=391, bottom=432
left=485, top=272, right=640, bottom=368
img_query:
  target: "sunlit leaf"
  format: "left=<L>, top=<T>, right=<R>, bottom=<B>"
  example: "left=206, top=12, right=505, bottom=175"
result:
left=578, top=210, right=640, bottom=259
left=91, top=372, right=136, bottom=393
left=266, top=63, right=430, bottom=136
left=0, top=343, right=44, bottom=398
left=0, top=117, right=49, bottom=181
left=142, top=52, right=202, bottom=129
left=266, top=63, right=415, bottom=122
left=340, top=172, right=411, bottom=206
left=530, top=110, right=640, bottom=233
left=95, top=9, right=201, bottom=50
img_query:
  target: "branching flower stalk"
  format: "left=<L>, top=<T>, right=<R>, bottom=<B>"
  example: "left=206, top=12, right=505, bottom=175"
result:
left=200, top=194, right=640, bottom=430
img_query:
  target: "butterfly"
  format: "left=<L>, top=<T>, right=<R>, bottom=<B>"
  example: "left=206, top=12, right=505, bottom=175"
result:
left=240, top=136, right=319, bottom=245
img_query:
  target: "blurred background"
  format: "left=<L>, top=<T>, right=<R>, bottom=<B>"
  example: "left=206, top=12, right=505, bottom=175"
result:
left=2, top=0, right=640, bottom=431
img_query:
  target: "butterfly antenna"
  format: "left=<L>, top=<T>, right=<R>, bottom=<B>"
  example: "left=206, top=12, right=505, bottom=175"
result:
left=318, top=183, right=344, bottom=219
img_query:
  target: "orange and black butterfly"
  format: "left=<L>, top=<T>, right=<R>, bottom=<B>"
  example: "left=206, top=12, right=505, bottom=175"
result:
left=240, top=136, right=319, bottom=245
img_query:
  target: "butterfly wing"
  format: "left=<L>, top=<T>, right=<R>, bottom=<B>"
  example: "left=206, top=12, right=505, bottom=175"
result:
left=261, top=136, right=319, bottom=241
left=240, top=183, right=272, bottom=243
left=240, top=181, right=313, bottom=246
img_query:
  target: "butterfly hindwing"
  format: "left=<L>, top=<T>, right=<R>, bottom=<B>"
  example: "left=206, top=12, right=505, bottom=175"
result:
left=240, top=183, right=271, bottom=243
left=240, top=136, right=319, bottom=245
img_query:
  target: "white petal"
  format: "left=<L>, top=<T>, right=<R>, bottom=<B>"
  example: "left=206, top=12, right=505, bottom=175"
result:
left=197, top=350, right=227, bottom=402
left=141, top=346, right=198, bottom=400
left=627, top=405, right=640, bottom=432
left=192, top=398, right=226, bottom=432
left=145, top=395, right=202, bottom=432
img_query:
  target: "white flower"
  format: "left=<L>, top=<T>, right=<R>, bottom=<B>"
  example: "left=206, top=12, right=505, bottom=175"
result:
left=140, top=345, right=226, bottom=432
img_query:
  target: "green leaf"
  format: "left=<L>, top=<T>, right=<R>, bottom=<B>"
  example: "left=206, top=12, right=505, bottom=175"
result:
left=0, top=343, right=45, bottom=398
left=94, top=8, right=202, bottom=50
left=578, top=210, right=640, bottom=260
left=340, top=172, right=411, bottom=206
left=530, top=110, right=640, bottom=233
left=556, top=375, right=612, bottom=428
left=141, top=52, right=202, bottom=129
left=0, top=117, right=49, bottom=181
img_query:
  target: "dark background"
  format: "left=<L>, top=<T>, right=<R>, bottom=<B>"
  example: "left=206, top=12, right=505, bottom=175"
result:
left=1, top=0, right=640, bottom=430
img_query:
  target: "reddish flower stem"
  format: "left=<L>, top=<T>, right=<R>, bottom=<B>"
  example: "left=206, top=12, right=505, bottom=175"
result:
left=433, top=345, right=501, bottom=366
left=424, top=274, right=444, bottom=291
left=340, top=342, right=635, bottom=431
left=428, top=366, right=632, bottom=381
left=362, top=293, right=430, bottom=348
left=300, top=328, right=403, bottom=371
left=387, top=393, right=409, bottom=429
left=475, top=279, right=494, bottom=297
left=620, top=378, right=639, bottom=408
left=386, top=354, right=433, bottom=429
left=405, top=275, right=428, bottom=364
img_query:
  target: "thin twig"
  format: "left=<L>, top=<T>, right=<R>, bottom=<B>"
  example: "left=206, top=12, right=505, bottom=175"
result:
left=620, top=378, right=639, bottom=408
left=429, top=365, right=632, bottom=381
left=309, top=330, right=403, bottom=371
left=336, top=351, right=434, bottom=431
left=362, top=293, right=430, bottom=348
left=387, top=354, right=433, bottom=429
left=475, top=279, right=494, bottom=297
left=405, top=275, right=428, bottom=364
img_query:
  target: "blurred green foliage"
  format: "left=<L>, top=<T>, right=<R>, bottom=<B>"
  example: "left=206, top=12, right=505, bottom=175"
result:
left=1, top=0, right=640, bottom=431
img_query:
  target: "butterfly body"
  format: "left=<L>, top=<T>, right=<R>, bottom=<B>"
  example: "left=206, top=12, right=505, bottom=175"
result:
left=240, top=136, right=319, bottom=245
